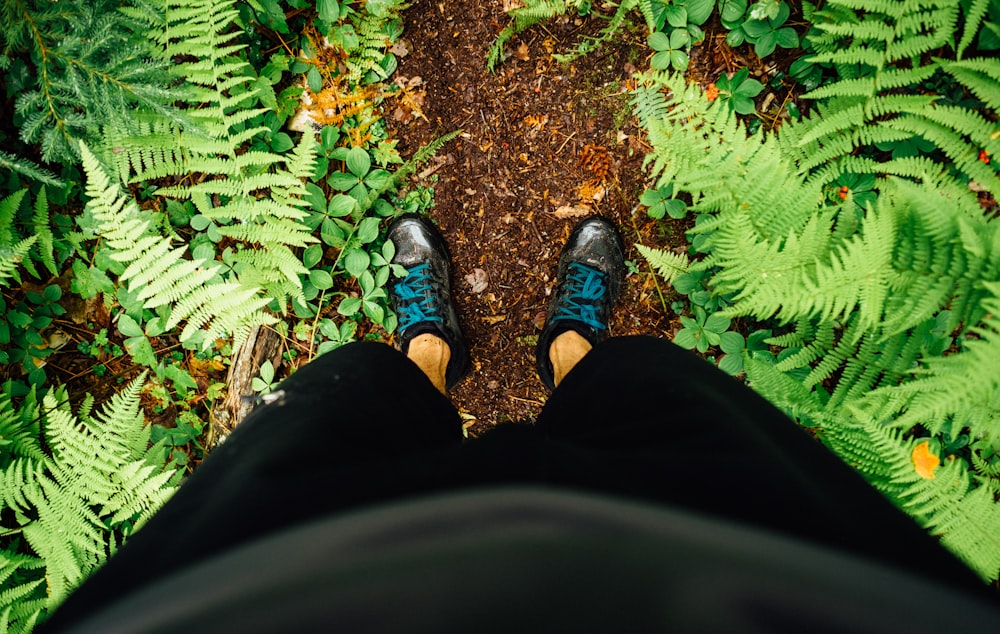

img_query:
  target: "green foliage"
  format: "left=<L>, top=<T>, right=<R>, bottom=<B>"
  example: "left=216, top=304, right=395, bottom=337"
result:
left=81, top=143, right=276, bottom=351
left=784, top=0, right=1000, bottom=198
left=0, top=188, right=67, bottom=388
left=634, top=64, right=1000, bottom=580
left=488, top=0, right=632, bottom=71
left=0, top=0, right=182, bottom=164
left=0, top=377, right=179, bottom=631
left=713, top=67, right=764, bottom=115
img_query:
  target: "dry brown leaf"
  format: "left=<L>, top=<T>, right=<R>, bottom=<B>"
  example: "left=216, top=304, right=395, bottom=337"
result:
left=523, top=114, right=548, bottom=130
left=482, top=315, right=507, bottom=325
left=466, top=268, right=489, bottom=293
left=389, top=38, right=410, bottom=57
left=515, top=42, right=531, bottom=61
left=502, top=0, right=524, bottom=12
left=578, top=179, right=607, bottom=203
left=554, top=204, right=592, bottom=219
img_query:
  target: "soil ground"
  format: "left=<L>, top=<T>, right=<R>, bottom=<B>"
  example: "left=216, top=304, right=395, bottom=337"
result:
left=391, top=1, right=686, bottom=433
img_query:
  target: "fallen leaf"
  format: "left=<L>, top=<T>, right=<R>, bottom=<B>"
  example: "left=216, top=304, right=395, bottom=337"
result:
left=502, top=0, right=524, bottom=11
left=554, top=204, right=592, bottom=219
left=578, top=179, right=607, bottom=203
left=515, top=42, right=530, bottom=61
left=389, top=39, right=410, bottom=57
left=912, top=441, right=940, bottom=479
left=482, top=315, right=507, bottom=325
left=466, top=268, right=489, bottom=293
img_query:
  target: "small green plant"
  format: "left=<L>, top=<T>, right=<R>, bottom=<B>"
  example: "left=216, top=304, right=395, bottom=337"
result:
left=0, top=377, right=179, bottom=631
left=713, top=68, right=765, bottom=115
left=251, top=360, right=277, bottom=395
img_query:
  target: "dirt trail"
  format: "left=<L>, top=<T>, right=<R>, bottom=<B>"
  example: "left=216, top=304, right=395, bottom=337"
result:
left=391, top=1, right=678, bottom=431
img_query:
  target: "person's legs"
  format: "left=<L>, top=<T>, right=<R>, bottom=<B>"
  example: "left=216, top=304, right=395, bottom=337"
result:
left=535, top=335, right=983, bottom=589
left=52, top=341, right=463, bottom=620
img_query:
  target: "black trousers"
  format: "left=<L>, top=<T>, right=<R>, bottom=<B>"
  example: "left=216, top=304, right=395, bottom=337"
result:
left=45, top=337, right=984, bottom=628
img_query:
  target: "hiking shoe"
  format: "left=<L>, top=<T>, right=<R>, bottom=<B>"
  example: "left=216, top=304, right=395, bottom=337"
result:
left=536, top=217, right=625, bottom=391
left=386, top=214, right=470, bottom=390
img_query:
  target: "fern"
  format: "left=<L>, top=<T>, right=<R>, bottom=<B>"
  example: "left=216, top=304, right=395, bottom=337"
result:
left=635, top=243, right=688, bottom=286
left=96, top=0, right=322, bottom=309
left=81, top=143, right=276, bottom=350
left=487, top=0, right=582, bottom=71
left=1, top=0, right=183, bottom=163
left=0, top=378, right=178, bottom=631
left=0, top=188, right=58, bottom=287
left=783, top=0, right=1000, bottom=198
left=634, top=66, right=1000, bottom=580
left=553, top=0, right=640, bottom=63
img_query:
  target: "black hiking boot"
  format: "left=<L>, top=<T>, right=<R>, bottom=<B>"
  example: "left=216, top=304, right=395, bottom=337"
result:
left=536, top=216, right=626, bottom=391
left=386, top=214, right=470, bottom=391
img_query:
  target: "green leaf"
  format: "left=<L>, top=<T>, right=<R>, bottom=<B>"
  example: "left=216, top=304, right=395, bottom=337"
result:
left=648, top=31, right=671, bottom=51
left=118, top=314, right=144, bottom=338
left=665, top=6, right=688, bottom=27
left=329, top=194, right=357, bottom=217
left=720, top=331, right=746, bottom=354
left=303, top=244, right=324, bottom=269
left=338, top=296, right=362, bottom=316
left=651, top=51, right=673, bottom=70
left=670, top=28, right=691, bottom=48
left=733, top=95, right=756, bottom=114
left=742, top=19, right=771, bottom=38
left=754, top=31, right=777, bottom=57
left=719, top=0, right=748, bottom=22
left=43, top=284, right=61, bottom=302
left=343, top=248, right=370, bottom=278
left=718, top=353, right=744, bottom=375
left=346, top=146, right=371, bottom=178
left=670, top=50, right=690, bottom=70
left=321, top=125, right=340, bottom=151
left=666, top=199, right=688, bottom=219
left=775, top=27, right=798, bottom=48
left=270, top=132, right=294, bottom=152
left=317, top=0, right=340, bottom=22
left=726, top=28, right=746, bottom=47
left=321, top=218, right=346, bottom=247
left=705, top=313, right=731, bottom=333
left=126, top=335, right=157, bottom=367
left=356, top=217, right=380, bottom=244
left=190, top=214, right=211, bottom=231
left=734, top=78, right=764, bottom=97
left=674, top=328, right=698, bottom=349
left=307, top=66, right=323, bottom=93
left=260, top=359, right=275, bottom=383
left=673, top=273, right=699, bottom=294
left=309, top=269, right=334, bottom=290
left=683, top=0, right=714, bottom=24
left=328, top=171, right=359, bottom=191
left=363, top=300, right=385, bottom=324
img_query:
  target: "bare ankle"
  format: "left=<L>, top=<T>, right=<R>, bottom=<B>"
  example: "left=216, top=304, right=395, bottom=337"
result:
left=549, top=330, right=593, bottom=387
left=407, top=333, right=451, bottom=394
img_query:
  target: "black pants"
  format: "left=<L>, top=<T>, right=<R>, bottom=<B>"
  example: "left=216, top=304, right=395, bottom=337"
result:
left=45, top=337, right=984, bottom=628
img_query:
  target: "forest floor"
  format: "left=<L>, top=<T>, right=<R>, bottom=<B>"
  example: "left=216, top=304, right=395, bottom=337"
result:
left=21, top=0, right=800, bottom=450
left=389, top=0, right=764, bottom=432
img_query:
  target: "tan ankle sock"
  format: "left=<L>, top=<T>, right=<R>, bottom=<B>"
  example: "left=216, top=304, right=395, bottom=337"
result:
left=407, top=333, right=451, bottom=394
left=549, top=330, right=593, bottom=387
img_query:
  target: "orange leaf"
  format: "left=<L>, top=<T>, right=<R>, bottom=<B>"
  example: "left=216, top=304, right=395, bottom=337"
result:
left=912, top=441, right=940, bottom=479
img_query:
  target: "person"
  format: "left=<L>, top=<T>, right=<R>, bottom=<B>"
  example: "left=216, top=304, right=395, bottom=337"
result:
left=42, top=215, right=999, bottom=632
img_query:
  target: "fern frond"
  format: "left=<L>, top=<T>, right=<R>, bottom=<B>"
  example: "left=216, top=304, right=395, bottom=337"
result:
left=81, top=142, right=274, bottom=349
left=939, top=57, right=1000, bottom=112
left=487, top=0, right=573, bottom=71
left=636, top=244, right=688, bottom=286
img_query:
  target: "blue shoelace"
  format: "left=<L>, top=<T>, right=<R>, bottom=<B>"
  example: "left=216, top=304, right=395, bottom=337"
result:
left=551, top=262, right=608, bottom=331
left=393, top=263, right=444, bottom=330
